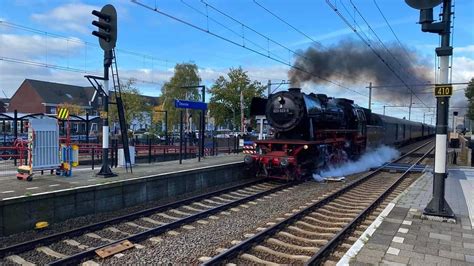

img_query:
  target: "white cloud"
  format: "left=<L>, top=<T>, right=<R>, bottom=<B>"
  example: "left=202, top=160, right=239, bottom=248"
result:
left=0, top=33, right=84, bottom=60
left=452, top=56, right=474, bottom=82
left=31, top=3, right=100, bottom=34
left=455, top=45, right=474, bottom=54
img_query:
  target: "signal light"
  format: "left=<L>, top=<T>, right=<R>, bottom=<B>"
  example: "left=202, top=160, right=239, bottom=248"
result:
left=91, top=4, right=117, bottom=51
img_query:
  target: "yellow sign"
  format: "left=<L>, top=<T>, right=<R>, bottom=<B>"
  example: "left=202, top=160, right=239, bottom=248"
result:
left=57, top=108, right=69, bottom=120
left=434, top=84, right=453, bottom=97
left=100, top=111, right=108, bottom=119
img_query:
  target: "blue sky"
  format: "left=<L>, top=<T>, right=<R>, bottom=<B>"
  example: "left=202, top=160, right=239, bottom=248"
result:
left=0, top=0, right=473, bottom=123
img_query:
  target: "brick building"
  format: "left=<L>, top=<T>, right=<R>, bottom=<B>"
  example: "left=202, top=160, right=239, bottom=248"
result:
left=8, top=79, right=98, bottom=114
left=6, top=79, right=161, bottom=132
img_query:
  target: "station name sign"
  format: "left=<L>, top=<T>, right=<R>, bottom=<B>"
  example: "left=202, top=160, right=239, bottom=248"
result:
left=174, top=99, right=208, bottom=110
left=434, top=84, right=453, bottom=97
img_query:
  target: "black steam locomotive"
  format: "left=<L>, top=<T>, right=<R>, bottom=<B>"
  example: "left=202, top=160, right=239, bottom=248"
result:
left=246, top=88, right=435, bottom=180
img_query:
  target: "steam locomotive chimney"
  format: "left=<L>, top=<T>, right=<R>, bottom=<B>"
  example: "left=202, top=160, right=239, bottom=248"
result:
left=288, top=88, right=301, bottom=93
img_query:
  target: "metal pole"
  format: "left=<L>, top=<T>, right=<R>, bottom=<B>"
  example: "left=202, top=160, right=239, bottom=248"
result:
left=201, top=86, right=205, bottom=157
left=408, top=91, right=413, bottom=121
left=383, top=106, right=386, bottom=115
left=240, top=89, right=244, bottom=135
left=452, top=112, right=456, bottom=133
left=198, top=113, right=201, bottom=162
left=424, top=0, right=454, bottom=218
left=179, top=110, right=183, bottom=164
left=267, top=79, right=271, bottom=97
left=368, top=82, right=372, bottom=110
left=86, top=112, right=90, bottom=144
left=13, top=109, right=17, bottom=166
left=165, top=111, right=168, bottom=145
left=97, top=50, right=115, bottom=177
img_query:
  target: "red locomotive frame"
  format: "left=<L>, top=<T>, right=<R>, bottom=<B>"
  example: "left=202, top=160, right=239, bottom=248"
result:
left=247, top=129, right=366, bottom=180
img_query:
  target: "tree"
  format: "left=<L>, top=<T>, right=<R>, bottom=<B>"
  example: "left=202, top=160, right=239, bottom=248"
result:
left=208, top=67, right=265, bottom=130
left=161, top=63, right=201, bottom=131
left=109, top=79, right=151, bottom=130
left=464, top=78, right=474, bottom=122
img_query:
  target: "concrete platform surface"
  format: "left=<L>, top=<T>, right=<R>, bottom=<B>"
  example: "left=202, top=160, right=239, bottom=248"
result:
left=346, top=167, right=474, bottom=265
left=0, top=154, right=244, bottom=201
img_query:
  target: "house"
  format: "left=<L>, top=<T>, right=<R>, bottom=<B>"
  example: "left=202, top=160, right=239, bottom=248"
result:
left=7, top=79, right=161, bottom=133
left=8, top=79, right=99, bottom=114
left=0, top=98, right=9, bottom=112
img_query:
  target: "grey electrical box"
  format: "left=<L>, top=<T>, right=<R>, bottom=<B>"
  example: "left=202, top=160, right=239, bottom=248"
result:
left=29, top=118, right=60, bottom=170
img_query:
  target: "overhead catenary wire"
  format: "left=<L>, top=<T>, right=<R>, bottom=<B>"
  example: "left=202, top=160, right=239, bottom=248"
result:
left=372, top=0, right=419, bottom=69
left=0, top=19, right=277, bottom=85
left=131, top=0, right=368, bottom=97
left=251, top=0, right=369, bottom=85
left=180, top=0, right=287, bottom=63
left=326, top=0, right=429, bottom=108
left=0, top=56, right=161, bottom=85
left=201, top=0, right=370, bottom=93
left=346, top=0, right=426, bottom=87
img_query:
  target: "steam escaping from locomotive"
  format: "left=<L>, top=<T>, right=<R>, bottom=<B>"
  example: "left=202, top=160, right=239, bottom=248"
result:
left=315, top=145, right=400, bottom=179
left=289, top=39, right=432, bottom=104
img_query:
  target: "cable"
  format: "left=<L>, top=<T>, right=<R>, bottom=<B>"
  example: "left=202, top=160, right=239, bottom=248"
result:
left=253, top=0, right=317, bottom=44
left=373, top=0, right=418, bottom=69
left=449, top=0, right=456, bottom=83
left=0, top=20, right=169, bottom=66
left=180, top=0, right=286, bottom=63
left=0, top=56, right=161, bottom=85
left=132, top=0, right=368, bottom=97
left=0, top=19, right=277, bottom=83
left=251, top=0, right=369, bottom=85
left=199, top=0, right=368, bottom=95
left=326, top=0, right=428, bottom=108
left=348, top=0, right=424, bottom=86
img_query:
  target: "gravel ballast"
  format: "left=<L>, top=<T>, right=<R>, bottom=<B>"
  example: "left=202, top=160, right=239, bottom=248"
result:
left=101, top=178, right=357, bottom=264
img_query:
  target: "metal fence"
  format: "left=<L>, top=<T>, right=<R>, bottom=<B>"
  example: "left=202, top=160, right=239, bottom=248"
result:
left=0, top=136, right=242, bottom=177
left=0, top=110, right=247, bottom=177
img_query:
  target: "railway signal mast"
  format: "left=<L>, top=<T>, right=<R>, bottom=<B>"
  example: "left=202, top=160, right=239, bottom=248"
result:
left=405, top=0, right=454, bottom=218
left=90, top=4, right=132, bottom=177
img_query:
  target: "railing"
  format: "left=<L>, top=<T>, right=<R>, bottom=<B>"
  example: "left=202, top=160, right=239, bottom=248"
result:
left=0, top=137, right=244, bottom=177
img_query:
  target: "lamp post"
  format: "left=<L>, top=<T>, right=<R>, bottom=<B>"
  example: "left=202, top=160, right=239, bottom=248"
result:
left=154, top=110, right=168, bottom=145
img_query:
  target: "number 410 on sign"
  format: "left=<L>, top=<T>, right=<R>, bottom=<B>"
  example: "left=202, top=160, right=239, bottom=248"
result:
left=434, top=84, right=453, bottom=97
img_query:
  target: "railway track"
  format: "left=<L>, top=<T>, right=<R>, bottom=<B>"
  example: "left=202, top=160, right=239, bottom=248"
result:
left=203, top=140, right=434, bottom=265
left=0, top=179, right=296, bottom=265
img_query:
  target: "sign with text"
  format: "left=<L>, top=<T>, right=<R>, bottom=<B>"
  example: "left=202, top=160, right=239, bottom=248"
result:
left=174, top=99, right=208, bottom=110
left=434, top=84, right=453, bottom=97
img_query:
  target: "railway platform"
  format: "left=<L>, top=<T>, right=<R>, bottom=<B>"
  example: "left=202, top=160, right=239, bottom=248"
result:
left=0, top=154, right=244, bottom=200
left=345, top=167, right=474, bottom=265
left=0, top=154, right=246, bottom=236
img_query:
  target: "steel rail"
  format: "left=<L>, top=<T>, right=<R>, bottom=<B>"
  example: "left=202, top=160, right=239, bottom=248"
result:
left=0, top=178, right=268, bottom=258
left=305, top=145, right=434, bottom=265
left=202, top=140, right=433, bottom=265
left=48, top=181, right=296, bottom=265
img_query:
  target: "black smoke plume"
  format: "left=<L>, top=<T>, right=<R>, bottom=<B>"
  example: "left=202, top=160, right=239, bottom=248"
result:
left=289, top=39, right=433, bottom=104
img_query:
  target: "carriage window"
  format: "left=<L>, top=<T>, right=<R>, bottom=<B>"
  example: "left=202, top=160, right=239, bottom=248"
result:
left=395, top=124, right=398, bottom=140
left=403, top=125, right=406, bottom=138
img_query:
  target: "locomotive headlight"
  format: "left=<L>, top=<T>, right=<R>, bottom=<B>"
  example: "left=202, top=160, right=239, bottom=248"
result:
left=280, top=158, right=289, bottom=168
left=303, top=145, right=309, bottom=150
left=278, top=96, right=285, bottom=104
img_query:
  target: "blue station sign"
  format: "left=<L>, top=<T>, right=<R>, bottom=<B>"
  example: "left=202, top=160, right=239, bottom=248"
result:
left=174, top=99, right=208, bottom=110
